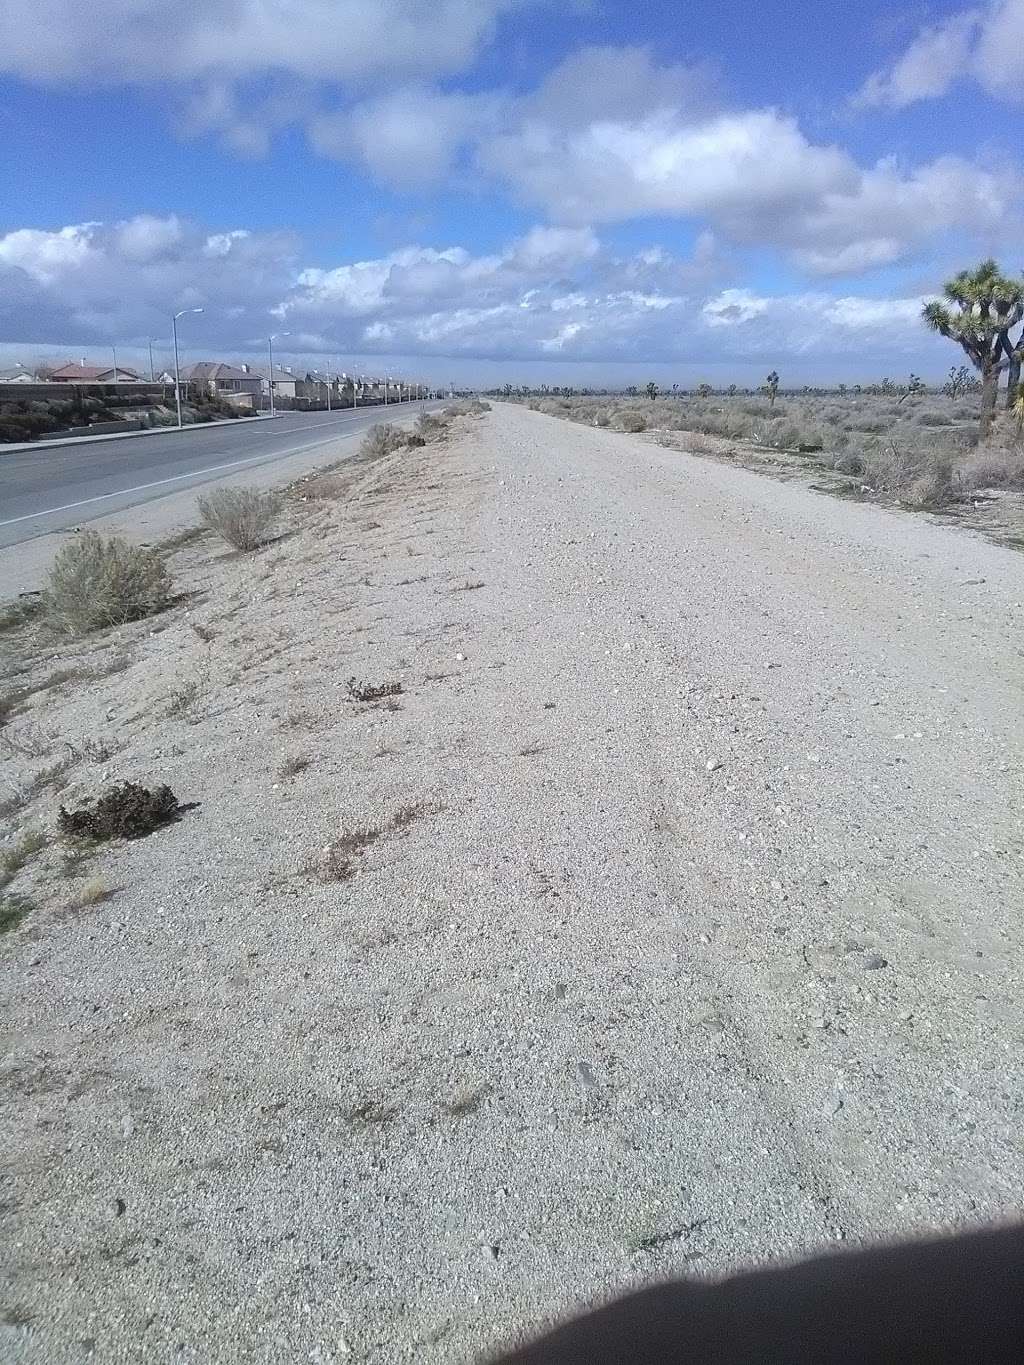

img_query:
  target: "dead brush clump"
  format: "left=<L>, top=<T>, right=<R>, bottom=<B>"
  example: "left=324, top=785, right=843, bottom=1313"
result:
left=58, top=782, right=186, bottom=841
left=346, top=677, right=403, bottom=703
left=44, top=532, right=171, bottom=636
left=197, top=486, right=280, bottom=551
left=305, top=802, right=435, bottom=883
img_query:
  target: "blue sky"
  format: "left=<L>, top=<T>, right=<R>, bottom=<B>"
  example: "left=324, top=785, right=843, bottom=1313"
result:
left=0, top=0, right=1022, bottom=384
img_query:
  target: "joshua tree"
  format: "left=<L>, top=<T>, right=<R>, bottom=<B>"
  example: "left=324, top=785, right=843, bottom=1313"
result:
left=896, top=373, right=925, bottom=406
left=942, top=364, right=972, bottom=400
left=923, top=259, right=1024, bottom=437
left=645, top=381, right=658, bottom=400
left=727, top=383, right=737, bottom=396
left=696, top=382, right=713, bottom=399
left=765, top=371, right=779, bottom=407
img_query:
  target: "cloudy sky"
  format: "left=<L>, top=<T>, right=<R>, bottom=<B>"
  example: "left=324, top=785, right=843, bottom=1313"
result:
left=1, top=0, right=1022, bottom=384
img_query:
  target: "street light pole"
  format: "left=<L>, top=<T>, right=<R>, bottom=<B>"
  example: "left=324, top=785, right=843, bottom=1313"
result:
left=268, top=332, right=290, bottom=417
left=326, top=360, right=332, bottom=413
left=148, top=339, right=156, bottom=383
left=172, top=306, right=204, bottom=429
left=111, top=345, right=118, bottom=386
left=383, top=376, right=389, bottom=407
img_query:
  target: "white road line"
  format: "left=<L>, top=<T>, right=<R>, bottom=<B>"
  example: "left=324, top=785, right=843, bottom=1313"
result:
left=0, top=424, right=382, bottom=529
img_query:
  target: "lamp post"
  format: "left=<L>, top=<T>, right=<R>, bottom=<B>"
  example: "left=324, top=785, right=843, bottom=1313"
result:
left=383, top=376, right=389, bottom=407
left=111, top=345, right=118, bottom=386
left=148, top=339, right=156, bottom=383
left=268, top=332, right=290, bottom=417
left=326, top=360, right=333, bottom=413
left=172, top=307, right=203, bottom=429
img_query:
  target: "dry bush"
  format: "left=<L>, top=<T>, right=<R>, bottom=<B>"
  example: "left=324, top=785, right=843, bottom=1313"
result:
left=44, top=532, right=171, bottom=636
left=359, top=424, right=404, bottom=459
left=861, top=440, right=955, bottom=506
left=197, top=486, right=280, bottom=550
left=416, top=413, right=447, bottom=440
left=404, top=432, right=427, bottom=448
left=616, top=411, right=647, bottom=433
left=955, top=446, right=1024, bottom=491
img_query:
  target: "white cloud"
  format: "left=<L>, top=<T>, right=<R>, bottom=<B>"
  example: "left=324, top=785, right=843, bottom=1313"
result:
left=854, top=1, right=1024, bottom=108
left=310, top=86, right=495, bottom=189
left=475, top=57, right=1017, bottom=274
left=0, top=213, right=950, bottom=372
left=0, top=0, right=520, bottom=85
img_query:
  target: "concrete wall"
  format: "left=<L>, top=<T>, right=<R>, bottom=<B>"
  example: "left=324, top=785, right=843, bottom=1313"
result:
left=0, top=383, right=178, bottom=404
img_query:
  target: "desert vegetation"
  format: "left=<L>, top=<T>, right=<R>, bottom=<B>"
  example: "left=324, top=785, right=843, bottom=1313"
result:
left=197, top=486, right=281, bottom=551
left=520, top=387, right=1024, bottom=510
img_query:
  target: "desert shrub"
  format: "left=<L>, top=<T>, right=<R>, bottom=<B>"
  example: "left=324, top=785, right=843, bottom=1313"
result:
left=595, top=409, right=612, bottom=427
left=404, top=432, right=427, bottom=448
left=915, top=409, right=953, bottom=427
left=860, top=440, right=954, bottom=505
left=197, top=486, right=279, bottom=550
left=416, top=412, right=446, bottom=439
left=906, top=455, right=955, bottom=507
left=955, top=446, right=1024, bottom=491
left=616, top=411, right=647, bottom=433
left=359, top=423, right=404, bottom=458
left=830, top=449, right=866, bottom=476
left=44, top=532, right=171, bottom=636
left=849, top=416, right=889, bottom=435
left=739, top=399, right=775, bottom=418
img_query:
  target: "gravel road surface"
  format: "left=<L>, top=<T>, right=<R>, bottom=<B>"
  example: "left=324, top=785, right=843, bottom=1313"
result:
left=0, top=401, right=430, bottom=549
left=2, top=402, right=1022, bottom=1362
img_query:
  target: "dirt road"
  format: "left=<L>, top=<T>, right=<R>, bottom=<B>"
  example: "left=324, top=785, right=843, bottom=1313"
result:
left=2, top=403, right=1022, bottom=1362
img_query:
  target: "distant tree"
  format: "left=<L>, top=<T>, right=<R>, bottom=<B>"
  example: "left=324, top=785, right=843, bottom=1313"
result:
left=645, top=381, right=659, bottom=400
left=727, top=383, right=737, bottom=396
left=626, top=385, right=638, bottom=397
left=671, top=382, right=679, bottom=395
left=696, top=382, right=713, bottom=398
left=923, top=258, right=1024, bottom=437
left=837, top=383, right=847, bottom=396
left=764, top=371, right=779, bottom=407
left=942, top=364, right=972, bottom=400
left=896, top=373, right=925, bottom=405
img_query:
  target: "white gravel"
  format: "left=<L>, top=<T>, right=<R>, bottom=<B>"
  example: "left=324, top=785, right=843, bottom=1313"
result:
left=2, top=402, right=1023, bottom=1362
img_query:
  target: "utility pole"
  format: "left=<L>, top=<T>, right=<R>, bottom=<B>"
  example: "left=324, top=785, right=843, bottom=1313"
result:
left=111, top=345, right=117, bottom=385
left=326, top=361, right=332, bottom=412
left=148, top=339, right=155, bottom=383
left=383, top=376, right=389, bottom=406
left=268, top=332, right=290, bottom=417
left=172, top=307, right=203, bottom=429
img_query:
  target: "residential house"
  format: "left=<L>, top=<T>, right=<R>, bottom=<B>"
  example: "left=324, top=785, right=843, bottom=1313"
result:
left=181, top=362, right=263, bottom=396
left=50, top=362, right=141, bottom=382
left=258, top=366, right=299, bottom=399
left=0, top=365, right=38, bottom=383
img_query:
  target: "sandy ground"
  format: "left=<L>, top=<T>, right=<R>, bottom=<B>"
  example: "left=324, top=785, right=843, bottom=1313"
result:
left=1, top=403, right=1023, bottom=1362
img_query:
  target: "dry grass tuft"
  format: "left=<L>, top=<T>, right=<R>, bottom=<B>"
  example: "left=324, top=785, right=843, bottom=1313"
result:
left=65, top=876, right=112, bottom=910
left=197, top=486, right=281, bottom=551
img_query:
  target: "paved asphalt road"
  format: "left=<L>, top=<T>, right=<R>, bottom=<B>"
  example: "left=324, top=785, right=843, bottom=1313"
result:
left=0, top=401, right=433, bottom=548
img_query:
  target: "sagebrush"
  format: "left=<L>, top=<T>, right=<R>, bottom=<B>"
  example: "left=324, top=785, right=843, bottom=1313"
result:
left=44, top=532, right=171, bottom=636
left=197, top=486, right=280, bottom=550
